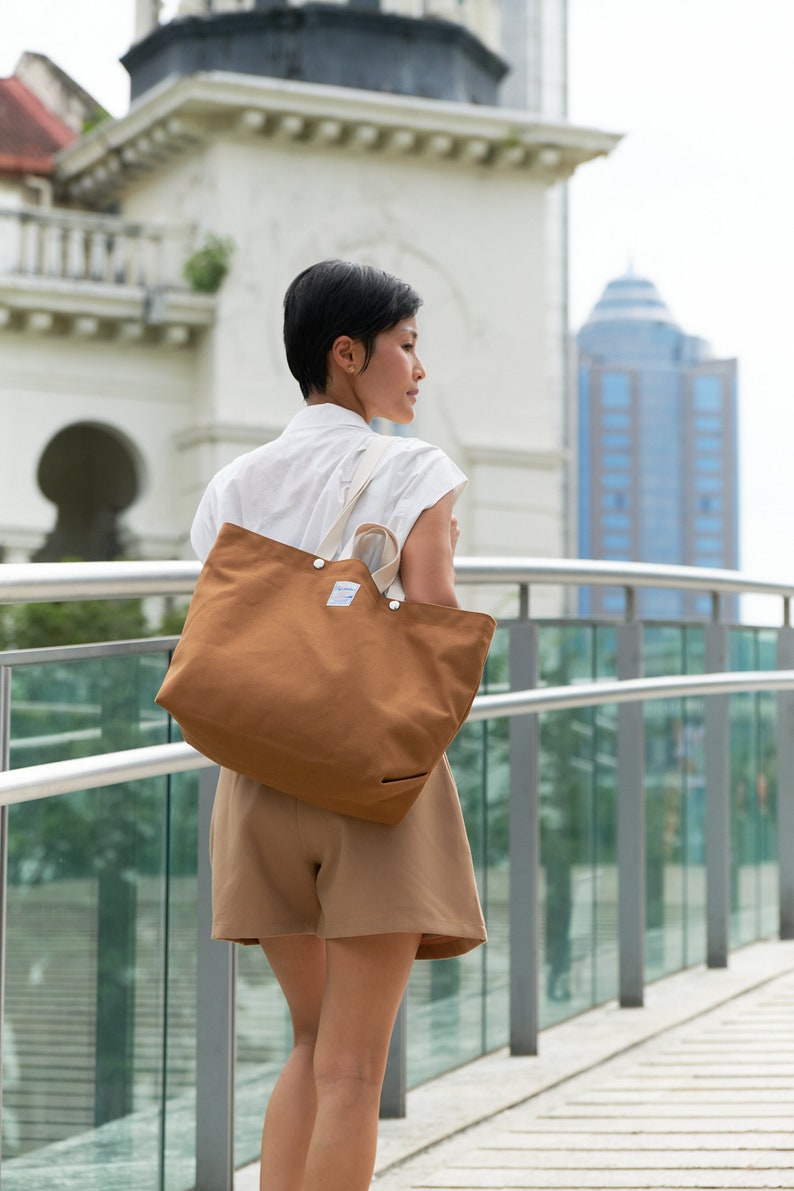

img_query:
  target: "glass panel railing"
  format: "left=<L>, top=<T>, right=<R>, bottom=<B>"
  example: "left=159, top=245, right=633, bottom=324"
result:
left=592, top=627, right=619, bottom=1008
left=2, top=614, right=787, bottom=1184
left=406, top=721, right=495, bottom=1085
left=162, top=769, right=199, bottom=1191
left=756, top=631, right=779, bottom=939
left=399, top=615, right=786, bottom=1098
left=728, top=628, right=779, bottom=949
left=538, top=623, right=599, bottom=1026
left=1, top=647, right=203, bottom=1191
left=9, top=651, right=171, bottom=769
left=537, top=624, right=620, bottom=1023
left=643, top=625, right=706, bottom=981
left=233, top=948, right=290, bottom=1173
left=3, top=777, right=169, bottom=1190
left=406, top=628, right=508, bottom=1087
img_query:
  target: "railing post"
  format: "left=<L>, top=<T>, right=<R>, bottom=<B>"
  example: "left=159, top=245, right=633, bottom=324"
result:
left=617, top=612, right=644, bottom=1006
left=33, top=218, right=45, bottom=275
left=195, top=764, right=236, bottom=1191
left=777, top=627, right=794, bottom=939
left=0, top=665, right=10, bottom=1170
left=94, top=662, right=140, bottom=1127
left=509, top=610, right=539, bottom=1054
left=379, top=996, right=406, bottom=1117
left=705, top=621, right=730, bottom=967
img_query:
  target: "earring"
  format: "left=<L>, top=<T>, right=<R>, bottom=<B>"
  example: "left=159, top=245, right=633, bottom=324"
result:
left=348, top=365, right=355, bottom=374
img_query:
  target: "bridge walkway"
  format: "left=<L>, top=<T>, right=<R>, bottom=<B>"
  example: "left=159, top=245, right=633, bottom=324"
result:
left=239, top=938, right=794, bottom=1190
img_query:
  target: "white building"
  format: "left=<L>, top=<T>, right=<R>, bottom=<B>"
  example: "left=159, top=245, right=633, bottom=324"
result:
left=0, top=1, right=618, bottom=595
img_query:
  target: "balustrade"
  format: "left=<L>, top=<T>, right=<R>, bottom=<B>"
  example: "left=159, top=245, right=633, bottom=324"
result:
left=0, top=206, right=191, bottom=290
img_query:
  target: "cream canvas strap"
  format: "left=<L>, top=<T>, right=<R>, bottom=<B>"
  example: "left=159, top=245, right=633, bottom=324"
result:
left=315, top=435, right=395, bottom=563
left=343, top=522, right=401, bottom=594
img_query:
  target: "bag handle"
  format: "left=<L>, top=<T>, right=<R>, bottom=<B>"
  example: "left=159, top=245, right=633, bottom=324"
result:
left=343, top=522, right=401, bottom=594
left=315, top=436, right=394, bottom=560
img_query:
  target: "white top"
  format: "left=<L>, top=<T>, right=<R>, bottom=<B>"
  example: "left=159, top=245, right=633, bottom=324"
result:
left=190, top=404, right=467, bottom=563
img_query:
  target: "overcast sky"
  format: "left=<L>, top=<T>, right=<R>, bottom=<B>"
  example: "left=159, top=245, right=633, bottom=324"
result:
left=1, top=0, right=792, bottom=611
left=567, top=0, right=794, bottom=618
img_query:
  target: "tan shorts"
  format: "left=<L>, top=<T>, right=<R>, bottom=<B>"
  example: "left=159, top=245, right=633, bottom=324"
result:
left=209, top=756, right=486, bottom=961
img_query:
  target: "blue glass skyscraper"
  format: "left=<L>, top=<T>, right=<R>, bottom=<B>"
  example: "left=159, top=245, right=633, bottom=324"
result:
left=577, top=273, right=738, bottom=619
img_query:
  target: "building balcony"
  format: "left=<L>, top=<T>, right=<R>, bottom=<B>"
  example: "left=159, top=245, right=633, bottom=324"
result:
left=0, top=205, right=215, bottom=345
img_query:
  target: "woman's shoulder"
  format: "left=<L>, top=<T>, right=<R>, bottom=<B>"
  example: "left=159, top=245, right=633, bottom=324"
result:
left=384, top=433, right=454, bottom=468
left=380, top=433, right=467, bottom=498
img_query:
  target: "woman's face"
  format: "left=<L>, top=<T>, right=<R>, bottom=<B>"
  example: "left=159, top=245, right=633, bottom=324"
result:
left=352, top=318, right=426, bottom=425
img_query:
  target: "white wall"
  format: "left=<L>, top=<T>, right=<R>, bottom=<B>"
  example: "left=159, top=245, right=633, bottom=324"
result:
left=0, top=331, right=199, bottom=559
left=121, top=128, right=561, bottom=561
left=1, top=54, right=598, bottom=580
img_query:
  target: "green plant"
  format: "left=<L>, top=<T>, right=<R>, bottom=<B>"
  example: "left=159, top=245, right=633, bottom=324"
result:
left=183, top=234, right=235, bottom=293
left=0, top=598, right=148, bottom=650
left=82, top=107, right=111, bottom=135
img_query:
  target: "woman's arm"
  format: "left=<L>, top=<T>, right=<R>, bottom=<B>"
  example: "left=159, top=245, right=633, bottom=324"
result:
left=400, top=491, right=459, bottom=608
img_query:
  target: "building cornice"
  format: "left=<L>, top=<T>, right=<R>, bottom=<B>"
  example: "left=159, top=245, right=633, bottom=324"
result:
left=0, top=276, right=214, bottom=345
left=55, top=72, right=622, bottom=203
left=175, top=421, right=282, bottom=450
left=464, top=444, right=567, bottom=471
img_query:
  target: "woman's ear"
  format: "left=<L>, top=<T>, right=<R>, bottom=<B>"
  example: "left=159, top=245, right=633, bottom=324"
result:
left=330, top=335, right=357, bottom=374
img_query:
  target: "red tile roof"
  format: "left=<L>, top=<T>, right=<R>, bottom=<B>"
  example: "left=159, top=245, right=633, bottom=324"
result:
left=0, top=76, right=75, bottom=177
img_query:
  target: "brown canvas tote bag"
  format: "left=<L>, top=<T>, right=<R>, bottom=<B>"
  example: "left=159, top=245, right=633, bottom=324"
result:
left=156, top=438, right=496, bottom=824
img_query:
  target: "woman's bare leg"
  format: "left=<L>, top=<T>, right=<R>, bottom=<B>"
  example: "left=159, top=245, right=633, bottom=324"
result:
left=304, top=933, right=420, bottom=1190
left=259, top=932, right=420, bottom=1191
left=259, top=934, right=326, bottom=1191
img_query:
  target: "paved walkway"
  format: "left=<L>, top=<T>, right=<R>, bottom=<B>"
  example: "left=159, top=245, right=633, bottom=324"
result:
left=237, top=938, right=794, bottom=1191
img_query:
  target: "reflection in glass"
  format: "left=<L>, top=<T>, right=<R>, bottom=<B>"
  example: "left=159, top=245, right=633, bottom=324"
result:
left=1, top=650, right=203, bottom=1191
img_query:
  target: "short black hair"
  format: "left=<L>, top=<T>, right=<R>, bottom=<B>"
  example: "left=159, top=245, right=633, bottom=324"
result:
left=283, top=260, right=422, bottom=400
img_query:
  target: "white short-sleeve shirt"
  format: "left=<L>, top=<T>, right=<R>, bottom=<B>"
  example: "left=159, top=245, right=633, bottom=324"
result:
left=190, top=403, right=466, bottom=563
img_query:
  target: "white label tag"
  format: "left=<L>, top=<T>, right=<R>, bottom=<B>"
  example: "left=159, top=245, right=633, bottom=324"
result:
left=326, top=581, right=361, bottom=607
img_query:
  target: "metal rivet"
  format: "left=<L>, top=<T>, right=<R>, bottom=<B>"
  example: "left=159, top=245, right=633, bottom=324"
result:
left=313, top=559, right=325, bottom=570
left=388, top=600, right=400, bottom=611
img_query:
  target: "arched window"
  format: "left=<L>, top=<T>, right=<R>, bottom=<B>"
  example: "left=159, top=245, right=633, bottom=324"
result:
left=33, top=423, right=141, bottom=562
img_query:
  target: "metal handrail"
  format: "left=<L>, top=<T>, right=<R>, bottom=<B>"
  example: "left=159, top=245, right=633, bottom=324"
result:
left=0, top=560, right=199, bottom=603
left=468, top=668, right=794, bottom=720
left=2, top=556, right=794, bottom=604
left=0, top=635, right=179, bottom=668
left=453, top=556, right=794, bottom=599
left=0, top=741, right=211, bottom=807
left=3, top=668, right=794, bottom=807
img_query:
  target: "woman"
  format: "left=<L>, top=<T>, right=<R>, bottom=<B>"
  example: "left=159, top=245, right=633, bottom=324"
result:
left=191, top=260, right=486, bottom=1191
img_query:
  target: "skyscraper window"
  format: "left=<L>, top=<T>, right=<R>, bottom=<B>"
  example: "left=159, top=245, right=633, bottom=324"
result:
left=694, top=415, right=722, bottom=432
left=693, top=376, right=724, bottom=411
left=601, top=373, right=632, bottom=406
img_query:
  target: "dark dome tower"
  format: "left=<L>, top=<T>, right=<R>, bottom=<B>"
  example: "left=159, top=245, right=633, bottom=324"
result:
left=124, top=0, right=508, bottom=106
